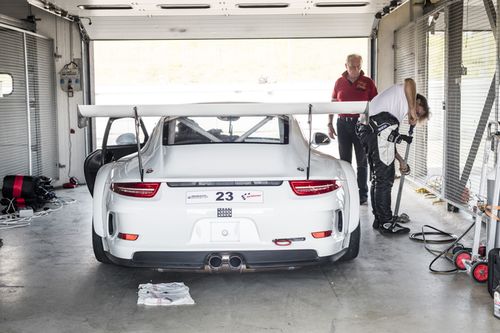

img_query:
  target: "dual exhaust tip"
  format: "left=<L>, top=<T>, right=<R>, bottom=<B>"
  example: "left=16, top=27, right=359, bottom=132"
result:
left=207, top=253, right=244, bottom=271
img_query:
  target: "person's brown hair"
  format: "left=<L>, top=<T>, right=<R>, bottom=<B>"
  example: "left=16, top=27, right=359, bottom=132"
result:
left=416, top=93, right=430, bottom=121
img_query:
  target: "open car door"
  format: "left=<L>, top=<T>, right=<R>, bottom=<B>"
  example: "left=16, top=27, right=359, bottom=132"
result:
left=84, top=117, right=149, bottom=195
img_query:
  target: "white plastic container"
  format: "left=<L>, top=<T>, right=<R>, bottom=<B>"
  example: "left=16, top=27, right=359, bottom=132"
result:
left=486, top=170, right=500, bottom=248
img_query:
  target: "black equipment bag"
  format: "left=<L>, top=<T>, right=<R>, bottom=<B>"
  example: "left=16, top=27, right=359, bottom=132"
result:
left=2, top=175, right=38, bottom=199
left=488, top=248, right=500, bottom=297
left=1, top=175, right=42, bottom=211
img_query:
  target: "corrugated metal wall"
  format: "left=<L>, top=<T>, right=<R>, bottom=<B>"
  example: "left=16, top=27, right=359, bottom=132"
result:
left=0, top=28, right=30, bottom=180
left=0, top=26, right=58, bottom=186
left=394, top=0, right=498, bottom=211
left=26, top=35, right=58, bottom=178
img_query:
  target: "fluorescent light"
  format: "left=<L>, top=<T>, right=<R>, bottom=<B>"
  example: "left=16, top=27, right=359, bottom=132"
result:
left=236, top=3, right=290, bottom=9
left=314, top=2, right=369, bottom=7
left=77, top=4, right=133, bottom=10
left=158, top=4, right=211, bottom=9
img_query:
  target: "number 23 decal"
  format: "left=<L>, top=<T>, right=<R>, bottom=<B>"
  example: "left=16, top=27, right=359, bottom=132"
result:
left=216, top=191, right=234, bottom=201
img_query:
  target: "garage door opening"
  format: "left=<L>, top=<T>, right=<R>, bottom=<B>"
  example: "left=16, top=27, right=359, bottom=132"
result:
left=92, top=38, right=370, bottom=152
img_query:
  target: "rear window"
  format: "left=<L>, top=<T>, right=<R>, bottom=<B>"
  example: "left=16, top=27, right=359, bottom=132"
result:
left=163, top=116, right=289, bottom=145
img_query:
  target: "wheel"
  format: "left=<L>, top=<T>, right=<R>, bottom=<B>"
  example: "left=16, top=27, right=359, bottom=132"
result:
left=453, top=249, right=471, bottom=270
left=447, top=203, right=459, bottom=213
left=339, top=223, right=360, bottom=262
left=92, top=222, right=112, bottom=264
left=471, top=262, right=488, bottom=283
left=451, top=244, right=464, bottom=255
left=398, top=213, right=410, bottom=223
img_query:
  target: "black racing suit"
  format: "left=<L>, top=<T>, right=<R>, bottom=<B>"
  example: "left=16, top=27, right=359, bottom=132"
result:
left=356, top=112, right=400, bottom=224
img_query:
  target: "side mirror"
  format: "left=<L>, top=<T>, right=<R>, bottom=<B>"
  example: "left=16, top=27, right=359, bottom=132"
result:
left=115, top=133, right=137, bottom=145
left=312, top=132, right=330, bottom=145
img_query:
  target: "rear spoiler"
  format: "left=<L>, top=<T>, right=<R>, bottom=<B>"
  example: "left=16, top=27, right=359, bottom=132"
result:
left=78, top=102, right=369, bottom=182
left=77, top=102, right=368, bottom=123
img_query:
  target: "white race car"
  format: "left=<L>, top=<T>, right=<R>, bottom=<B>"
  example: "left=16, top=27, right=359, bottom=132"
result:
left=80, top=102, right=365, bottom=271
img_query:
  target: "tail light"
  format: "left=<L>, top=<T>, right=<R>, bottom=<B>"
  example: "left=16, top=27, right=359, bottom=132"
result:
left=118, top=233, right=139, bottom=241
left=289, top=180, right=339, bottom=196
left=311, top=230, right=332, bottom=239
left=111, top=182, right=160, bottom=198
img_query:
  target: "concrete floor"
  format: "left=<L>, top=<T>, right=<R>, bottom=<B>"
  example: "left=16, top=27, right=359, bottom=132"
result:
left=0, top=183, right=499, bottom=333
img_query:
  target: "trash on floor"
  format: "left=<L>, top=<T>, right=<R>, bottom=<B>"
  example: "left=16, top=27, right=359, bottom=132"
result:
left=137, top=282, right=195, bottom=306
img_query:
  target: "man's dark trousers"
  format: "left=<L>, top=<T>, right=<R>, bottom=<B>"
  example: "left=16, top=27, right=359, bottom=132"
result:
left=337, top=116, right=368, bottom=202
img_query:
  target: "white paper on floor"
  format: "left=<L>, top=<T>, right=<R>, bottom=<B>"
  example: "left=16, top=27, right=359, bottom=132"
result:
left=137, top=282, right=195, bottom=306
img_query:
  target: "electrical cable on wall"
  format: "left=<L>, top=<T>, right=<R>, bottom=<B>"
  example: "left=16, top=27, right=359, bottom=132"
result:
left=59, top=21, right=80, bottom=188
left=67, top=96, right=72, bottom=180
left=67, top=21, right=73, bottom=180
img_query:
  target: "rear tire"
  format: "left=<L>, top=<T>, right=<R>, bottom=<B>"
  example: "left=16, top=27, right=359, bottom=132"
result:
left=92, top=222, right=112, bottom=264
left=339, top=223, right=360, bottom=261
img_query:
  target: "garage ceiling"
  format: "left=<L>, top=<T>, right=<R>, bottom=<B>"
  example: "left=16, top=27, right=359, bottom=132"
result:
left=28, top=0, right=403, bottom=39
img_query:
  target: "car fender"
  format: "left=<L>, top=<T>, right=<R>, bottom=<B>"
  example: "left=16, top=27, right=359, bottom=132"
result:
left=337, top=160, right=360, bottom=233
left=92, top=163, right=114, bottom=237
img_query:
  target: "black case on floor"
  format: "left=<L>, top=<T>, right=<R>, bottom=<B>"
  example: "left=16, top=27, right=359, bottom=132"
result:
left=1, top=175, right=43, bottom=211
left=2, top=175, right=37, bottom=199
left=488, top=248, right=500, bottom=297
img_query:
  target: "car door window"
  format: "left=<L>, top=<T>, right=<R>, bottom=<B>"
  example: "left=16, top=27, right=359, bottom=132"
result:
left=106, top=118, right=146, bottom=147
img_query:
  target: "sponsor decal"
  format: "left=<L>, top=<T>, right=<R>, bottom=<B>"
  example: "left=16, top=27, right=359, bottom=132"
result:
left=187, top=194, right=208, bottom=200
left=241, top=192, right=263, bottom=200
left=186, top=191, right=263, bottom=203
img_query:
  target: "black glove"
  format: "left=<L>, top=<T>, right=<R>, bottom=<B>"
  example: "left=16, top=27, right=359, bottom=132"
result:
left=387, top=130, right=399, bottom=143
left=400, top=163, right=411, bottom=175
left=388, top=130, right=413, bottom=144
left=397, top=135, right=413, bottom=144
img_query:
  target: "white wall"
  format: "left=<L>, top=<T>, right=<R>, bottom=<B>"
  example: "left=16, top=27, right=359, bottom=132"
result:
left=376, top=1, right=423, bottom=91
left=33, top=7, right=86, bottom=186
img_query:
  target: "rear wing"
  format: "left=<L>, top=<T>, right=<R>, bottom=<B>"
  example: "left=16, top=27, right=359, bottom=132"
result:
left=78, top=102, right=369, bottom=182
left=77, top=102, right=368, bottom=123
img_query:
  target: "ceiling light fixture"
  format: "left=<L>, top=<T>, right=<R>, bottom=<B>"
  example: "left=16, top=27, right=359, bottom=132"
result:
left=77, top=4, right=133, bottom=10
left=159, top=4, right=211, bottom=9
left=236, top=3, right=289, bottom=9
left=314, top=2, right=369, bottom=7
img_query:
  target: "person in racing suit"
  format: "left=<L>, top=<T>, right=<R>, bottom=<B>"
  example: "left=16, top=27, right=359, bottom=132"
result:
left=356, top=78, right=430, bottom=234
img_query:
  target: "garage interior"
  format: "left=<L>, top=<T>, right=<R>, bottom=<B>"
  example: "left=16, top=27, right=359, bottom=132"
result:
left=1, top=0, right=500, bottom=332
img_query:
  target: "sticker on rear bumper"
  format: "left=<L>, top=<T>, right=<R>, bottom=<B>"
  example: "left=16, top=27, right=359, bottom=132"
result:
left=186, top=191, right=263, bottom=204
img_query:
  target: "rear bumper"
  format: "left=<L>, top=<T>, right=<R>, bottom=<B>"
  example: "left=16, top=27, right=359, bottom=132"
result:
left=105, top=249, right=347, bottom=271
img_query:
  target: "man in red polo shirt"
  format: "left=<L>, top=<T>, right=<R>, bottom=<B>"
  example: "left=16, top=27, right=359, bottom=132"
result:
left=328, top=54, right=378, bottom=205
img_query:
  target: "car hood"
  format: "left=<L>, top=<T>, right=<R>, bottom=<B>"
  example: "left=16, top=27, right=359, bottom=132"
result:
left=112, top=143, right=338, bottom=182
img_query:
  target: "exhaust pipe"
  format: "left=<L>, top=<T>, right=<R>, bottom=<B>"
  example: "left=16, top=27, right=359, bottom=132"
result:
left=206, top=253, right=245, bottom=271
left=208, top=255, right=223, bottom=268
left=229, top=255, right=242, bottom=269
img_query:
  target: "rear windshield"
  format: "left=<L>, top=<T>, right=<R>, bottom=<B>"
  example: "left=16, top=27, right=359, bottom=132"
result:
left=163, top=116, right=289, bottom=145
